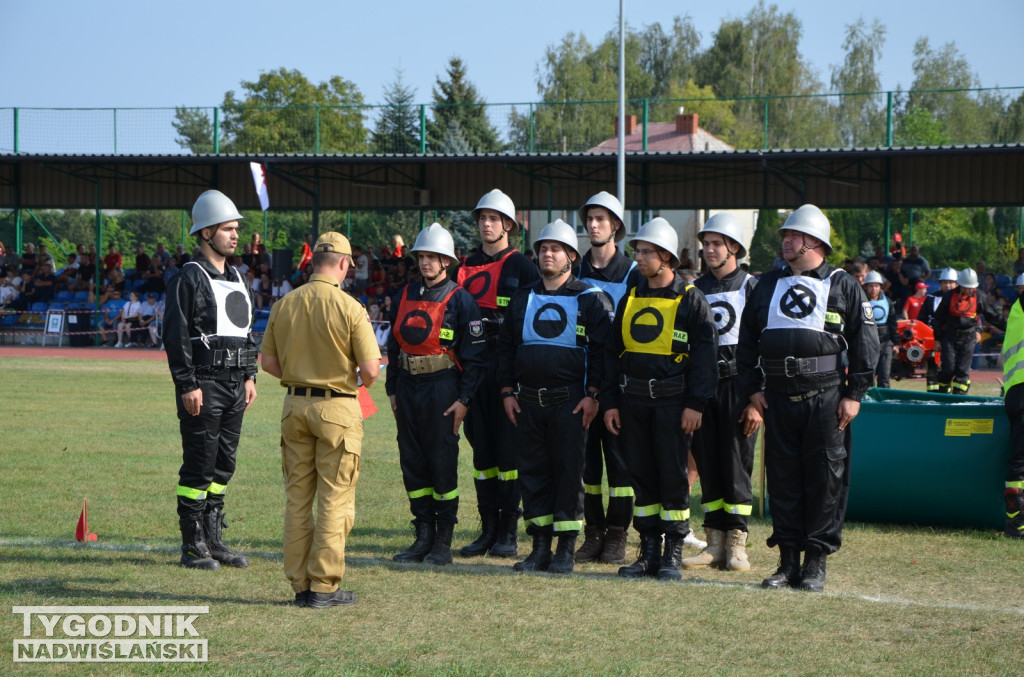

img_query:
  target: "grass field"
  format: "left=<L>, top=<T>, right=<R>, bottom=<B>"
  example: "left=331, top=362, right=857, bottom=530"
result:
left=1, top=356, right=1020, bottom=676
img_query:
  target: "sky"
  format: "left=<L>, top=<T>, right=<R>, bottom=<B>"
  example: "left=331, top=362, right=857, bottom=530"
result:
left=3, top=0, right=1022, bottom=112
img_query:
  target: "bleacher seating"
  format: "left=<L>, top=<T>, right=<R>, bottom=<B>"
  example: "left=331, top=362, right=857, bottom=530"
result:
left=996, top=274, right=1012, bottom=287
left=55, top=290, right=73, bottom=303
left=72, top=290, right=89, bottom=302
left=251, top=318, right=268, bottom=334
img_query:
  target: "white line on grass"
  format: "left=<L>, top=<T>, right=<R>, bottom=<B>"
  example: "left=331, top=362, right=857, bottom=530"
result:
left=4, top=538, right=1022, bottom=616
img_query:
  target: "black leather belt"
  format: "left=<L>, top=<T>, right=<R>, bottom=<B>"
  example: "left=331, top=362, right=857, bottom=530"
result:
left=784, top=388, right=827, bottom=403
left=620, top=374, right=686, bottom=398
left=718, top=359, right=738, bottom=379
left=516, top=385, right=572, bottom=407
left=288, top=386, right=356, bottom=399
left=762, top=355, right=838, bottom=377
left=196, top=347, right=259, bottom=369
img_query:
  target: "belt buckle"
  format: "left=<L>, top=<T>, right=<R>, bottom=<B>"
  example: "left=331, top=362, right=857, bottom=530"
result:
left=537, top=387, right=550, bottom=407
left=648, top=379, right=658, bottom=399
left=783, top=356, right=800, bottom=378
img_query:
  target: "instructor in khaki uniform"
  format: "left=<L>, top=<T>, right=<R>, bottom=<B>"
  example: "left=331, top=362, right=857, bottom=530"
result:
left=260, top=232, right=381, bottom=609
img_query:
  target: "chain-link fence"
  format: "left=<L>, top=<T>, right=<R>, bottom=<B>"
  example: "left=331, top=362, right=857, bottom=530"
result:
left=3, top=87, right=1022, bottom=156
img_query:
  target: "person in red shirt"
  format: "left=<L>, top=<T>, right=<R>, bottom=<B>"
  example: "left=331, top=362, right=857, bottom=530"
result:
left=903, top=282, right=929, bottom=320
left=103, top=244, right=123, bottom=279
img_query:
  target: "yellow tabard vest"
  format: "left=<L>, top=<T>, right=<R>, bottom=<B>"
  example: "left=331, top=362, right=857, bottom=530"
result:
left=621, top=287, right=689, bottom=356
left=1002, top=300, right=1024, bottom=391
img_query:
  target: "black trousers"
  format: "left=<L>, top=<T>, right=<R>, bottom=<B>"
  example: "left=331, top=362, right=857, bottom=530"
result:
left=395, top=369, right=461, bottom=524
left=763, top=387, right=850, bottom=554
left=516, top=397, right=586, bottom=536
left=875, top=340, right=892, bottom=388
left=619, top=396, right=691, bottom=537
left=582, top=415, right=633, bottom=530
left=1005, top=383, right=1024, bottom=483
left=176, top=377, right=246, bottom=518
left=691, top=377, right=755, bottom=532
left=938, top=331, right=976, bottom=391
left=463, top=341, right=519, bottom=517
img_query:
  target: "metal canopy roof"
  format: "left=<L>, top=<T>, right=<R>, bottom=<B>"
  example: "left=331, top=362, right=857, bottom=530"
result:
left=1, top=144, right=1022, bottom=213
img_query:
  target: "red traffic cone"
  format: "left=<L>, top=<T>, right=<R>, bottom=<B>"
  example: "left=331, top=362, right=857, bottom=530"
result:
left=75, top=498, right=97, bottom=542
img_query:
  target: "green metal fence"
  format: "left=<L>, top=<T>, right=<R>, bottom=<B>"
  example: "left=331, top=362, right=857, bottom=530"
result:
left=2, top=87, right=1022, bottom=156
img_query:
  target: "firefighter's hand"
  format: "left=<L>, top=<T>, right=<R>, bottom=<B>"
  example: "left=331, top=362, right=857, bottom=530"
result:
left=837, top=397, right=861, bottom=431
left=244, top=380, right=257, bottom=411
left=503, top=394, right=520, bottom=426
left=389, top=395, right=398, bottom=418
left=749, top=392, right=767, bottom=417
left=573, top=396, right=599, bottom=429
left=604, top=408, right=621, bottom=435
left=181, top=388, right=202, bottom=417
left=443, top=400, right=468, bottom=435
left=739, top=403, right=763, bottom=437
left=681, top=408, right=703, bottom=434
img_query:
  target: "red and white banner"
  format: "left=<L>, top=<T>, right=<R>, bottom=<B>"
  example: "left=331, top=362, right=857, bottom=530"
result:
left=249, top=162, right=269, bottom=211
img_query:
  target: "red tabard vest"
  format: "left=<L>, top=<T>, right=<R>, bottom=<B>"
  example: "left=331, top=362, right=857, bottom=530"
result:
left=456, top=250, right=514, bottom=310
left=951, top=292, right=978, bottom=319
left=394, top=285, right=458, bottom=356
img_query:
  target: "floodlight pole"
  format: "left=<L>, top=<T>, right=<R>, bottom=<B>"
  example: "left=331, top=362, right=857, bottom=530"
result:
left=617, top=0, right=626, bottom=214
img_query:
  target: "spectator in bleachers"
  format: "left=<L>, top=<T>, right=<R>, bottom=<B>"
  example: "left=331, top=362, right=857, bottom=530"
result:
left=140, top=291, right=161, bottom=347
left=254, top=242, right=272, bottom=269
left=19, top=243, right=36, bottom=275
left=976, top=260, right=988, bottom=278
left=234, top=254, right=249, bottom=277
left=352, top=245, right=369, bottom=292
left=154, top=242, right=173, bottom=266
left=162, top=256, right=179, bottom=286
left=240, top=242, right=254, bottom=270
left=140, top=256, right=165, bottom=295
left=874, top=245, right=892, bottom=269
left=0, top=268, right=22, bottom=308
left=297, top=234, right=313, bottom=272
left=106, top=268, right=126, bottom=294
left=98, top=289, right=126, bottom=346
left=103, top=244, right=123, bottom=279
left=116, top=290, right=143, bottom=348
left=982, top=272, right=999, bottom=299
left=57, top=253, right=80, bottom=288
left=271, top=275, right=293, bottom=302
left=255, top=272, right=273, bottom=310
left=175, top=243, right=191, bottom=266
left=36, top=243, right=56, bottom=274
left=23, top=262, right=56, bottom=305
left=134, top=244, right=151, bottom=281
left=885, top=258, right=911, bottom=306
left=901, top=245, right=931, bottom=283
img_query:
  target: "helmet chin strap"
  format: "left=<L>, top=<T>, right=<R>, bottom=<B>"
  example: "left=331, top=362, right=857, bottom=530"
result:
left=590, top=225, right=618, bottom=247
left=788, top=234, right=816, bottom=261
left=711, top=249, right=733, bottom=271
left=423, top=258, right=446, bottom=284
left=484, top=230, right=507, bottom=246
left=203, top=226, right=228, bottom=259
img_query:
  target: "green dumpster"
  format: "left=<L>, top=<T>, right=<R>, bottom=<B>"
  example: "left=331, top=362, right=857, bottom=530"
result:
left=847, top=388, right=1011, bottom=530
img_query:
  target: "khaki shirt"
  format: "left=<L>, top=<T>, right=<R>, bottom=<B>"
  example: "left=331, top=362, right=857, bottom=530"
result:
left=261, top=274, right=380, bottom=394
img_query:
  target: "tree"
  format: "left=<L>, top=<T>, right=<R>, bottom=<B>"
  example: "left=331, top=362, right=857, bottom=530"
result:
left=172, top=107, right=215, bottom=154
left=426, top=57, right=501, bottom=153
left=830, top=19, right=886, bottom=147
left=220, top=67, right=368, bottom=154
left=371, top=70, right=421, bottom=154
left=696, top=1, right=833, bottom=149
left=748, top=208, right=782, bottom=272
left=905, top=38, right=988, bottom=144
left=649, top=80, right=746, bottom=145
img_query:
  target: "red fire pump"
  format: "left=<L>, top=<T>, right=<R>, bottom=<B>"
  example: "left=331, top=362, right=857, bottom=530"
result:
left=892, top=319, right=940, bottom=380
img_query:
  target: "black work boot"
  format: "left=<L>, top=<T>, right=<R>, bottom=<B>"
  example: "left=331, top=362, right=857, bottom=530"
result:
left=618, top=532, right=661, bottom=579
left=798, top=546, right=828, bottom=592
left=424, top=522, right=454, bottom=566
left=657, top=533, right=685, bottom=581
left=393, top=519, right=436, bottom=563
left=547, top=534, right=577, bottom=574
left=178, top=515, right=220, bottom=570
left=459, top=510, right=499, bottom=557
left=761, top=546, right=801, bottom=589
left=512, top=532, right=553, bottom=572
left=202, top=508, right=249, bottom=568
left=1005, top=489, right=1024, bottom=539
left=574, top=525, right=605, bottom=563
left=488, top=511, right=520, bottom=558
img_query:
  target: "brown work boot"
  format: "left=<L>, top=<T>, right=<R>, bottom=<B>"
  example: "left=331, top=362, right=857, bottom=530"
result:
left=574, top=525, right=605, bottom=563
left=599, top=526, right=628, bottom=564
left=725, top=529, right=750, bottom=571
left=681, top=527, right=725, bottom=570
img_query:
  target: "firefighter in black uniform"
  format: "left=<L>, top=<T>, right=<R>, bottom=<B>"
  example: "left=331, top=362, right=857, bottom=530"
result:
left=933, top=268, right=1004, bottom=395
left=604, top=217, right=718, bottom=581
left=497, top=219, right=612, bottom=574
left=683, top=212, right=761, bottom=574
left=456, top=189, right=541, bottom=559
left=387, top=224, right=487, bottom=566
left=574, top=191, right=641, bottom=566
left=916, top=268, right=958, bottom=391
left=164, top=189, right=258, bottom=570
left=862, top=270, right=898, bottom=388
left=737, top=204, right=879, bottom=592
